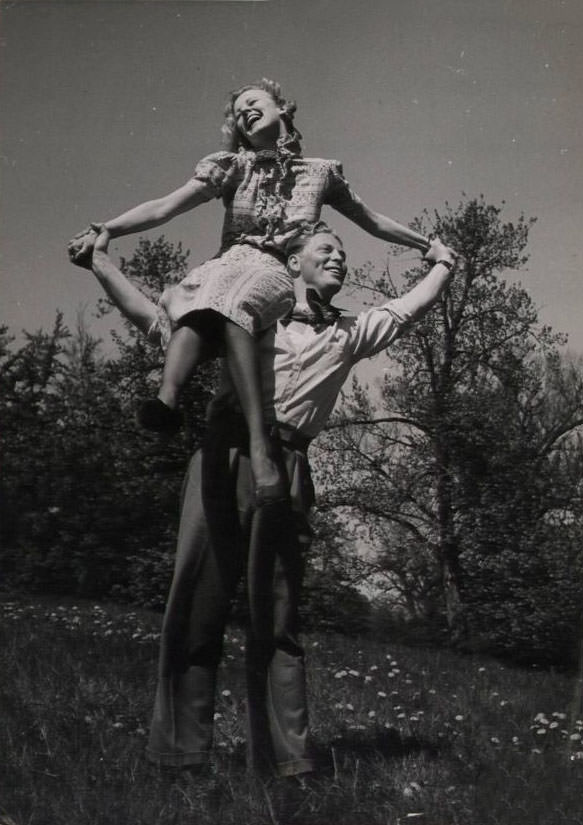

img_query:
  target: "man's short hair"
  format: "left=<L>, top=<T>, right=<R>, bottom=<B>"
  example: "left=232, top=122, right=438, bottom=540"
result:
left=284, top=221, right=343, bottom=259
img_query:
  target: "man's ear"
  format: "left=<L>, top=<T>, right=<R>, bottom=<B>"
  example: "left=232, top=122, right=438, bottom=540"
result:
left=287, top=253, right=302, bottom=278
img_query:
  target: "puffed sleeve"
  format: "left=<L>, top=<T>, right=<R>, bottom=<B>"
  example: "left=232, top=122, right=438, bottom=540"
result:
left=324, top=160, right=371, bottom=224
left=190, top=151, right=238, bottom=199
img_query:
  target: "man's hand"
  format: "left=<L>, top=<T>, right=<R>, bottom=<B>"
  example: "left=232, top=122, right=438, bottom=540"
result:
left=424, top=237, right=458, bottom=267
left=67, top=225, right=99, bottom=270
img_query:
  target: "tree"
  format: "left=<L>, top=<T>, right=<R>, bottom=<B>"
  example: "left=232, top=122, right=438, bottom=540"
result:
left=0, top=312, right=125, bottom=593
left=0, top=237, right=218, bottom=604
left=314, top=197, right=583, bottom=660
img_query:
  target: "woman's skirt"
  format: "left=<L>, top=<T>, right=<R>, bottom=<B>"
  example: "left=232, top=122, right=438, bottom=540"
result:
left=158, top=244, right=294, bottom=342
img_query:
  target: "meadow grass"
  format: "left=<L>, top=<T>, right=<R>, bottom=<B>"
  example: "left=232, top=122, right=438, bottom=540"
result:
left=1, top=596, right=582, bottom=825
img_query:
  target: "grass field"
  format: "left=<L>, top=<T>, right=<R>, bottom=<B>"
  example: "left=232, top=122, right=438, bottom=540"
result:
left=1, top=596, right=582, bottom=825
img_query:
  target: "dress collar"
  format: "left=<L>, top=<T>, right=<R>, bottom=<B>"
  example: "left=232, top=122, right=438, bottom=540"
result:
left=240, top=132, right=303, bottom=164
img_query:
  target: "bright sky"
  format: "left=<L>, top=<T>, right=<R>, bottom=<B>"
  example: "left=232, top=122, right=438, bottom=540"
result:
left=1, top=0, right=581, bottom=351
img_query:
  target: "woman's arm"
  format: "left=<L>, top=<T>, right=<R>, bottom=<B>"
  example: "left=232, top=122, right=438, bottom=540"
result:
left=327, top=165, right=430, bottom=252
left=68, top=177, right=212, bottom=267
left=102, top=177, right=211, bottom=238
left=352, top=206, right=430, bottom=252
left=90, top=227, right=159, bottom=339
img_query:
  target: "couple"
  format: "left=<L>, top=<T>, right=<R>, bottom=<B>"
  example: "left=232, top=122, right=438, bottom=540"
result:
left=87, top=222, right=456, bottom=779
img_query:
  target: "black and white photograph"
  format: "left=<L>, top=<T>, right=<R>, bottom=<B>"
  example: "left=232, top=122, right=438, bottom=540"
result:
left=1, top=1, right=582, bottom=823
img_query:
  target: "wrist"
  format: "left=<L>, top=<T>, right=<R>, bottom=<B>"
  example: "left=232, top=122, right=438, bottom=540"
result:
left=91, top=221, right=117, bottom=238
left=436, top=257, right=456, bottom=272
left=91, top=249, right=109, bottom=275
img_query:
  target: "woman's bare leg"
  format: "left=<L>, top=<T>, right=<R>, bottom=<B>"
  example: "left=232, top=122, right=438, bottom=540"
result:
left=138, top=320, right=213, bottom=432
left=158, top=324, right=207, bottom=409
left=223, top=321, right=283, bottom=494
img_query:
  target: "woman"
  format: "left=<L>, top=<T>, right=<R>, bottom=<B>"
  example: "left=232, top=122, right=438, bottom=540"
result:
left=69, top=78, right=430, bottom=498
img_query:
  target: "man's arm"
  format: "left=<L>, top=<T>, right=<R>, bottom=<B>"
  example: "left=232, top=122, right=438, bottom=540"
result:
left=398, top=238, right=457, bottom=321
left=90, top=226, right=159, bottom=339
left=348, top=238, right=457, bottom=362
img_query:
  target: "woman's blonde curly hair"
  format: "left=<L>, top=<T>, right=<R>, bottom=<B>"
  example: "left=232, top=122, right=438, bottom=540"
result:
left=221, top=78, right=301, bottom=152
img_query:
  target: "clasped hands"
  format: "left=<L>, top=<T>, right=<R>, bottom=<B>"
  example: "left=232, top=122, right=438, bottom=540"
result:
left=423, top=236, right=457, bottom=267
left=67, top=224, right=108, bottom=269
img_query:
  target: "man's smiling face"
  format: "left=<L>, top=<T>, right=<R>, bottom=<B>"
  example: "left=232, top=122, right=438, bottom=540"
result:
left=291, top=233, right=348, bottom=301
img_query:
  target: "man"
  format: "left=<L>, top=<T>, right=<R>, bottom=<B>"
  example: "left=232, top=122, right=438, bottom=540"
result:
left=85, top=222, right=457, bottom=778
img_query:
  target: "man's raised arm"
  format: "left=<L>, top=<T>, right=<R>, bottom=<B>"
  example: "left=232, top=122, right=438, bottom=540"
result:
left=399, top=238, right=457, bottom=322
left=89, top=225, right=160, bottom=340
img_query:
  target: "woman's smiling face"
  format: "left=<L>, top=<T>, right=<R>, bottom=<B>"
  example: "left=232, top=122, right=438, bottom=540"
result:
left=232, top=88, right=283, bottom=149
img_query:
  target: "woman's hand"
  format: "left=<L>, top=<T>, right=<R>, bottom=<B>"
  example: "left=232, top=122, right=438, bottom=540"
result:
left=91, top=223, right=111, bottom=254
left=67, top=225, right=99, bottom=270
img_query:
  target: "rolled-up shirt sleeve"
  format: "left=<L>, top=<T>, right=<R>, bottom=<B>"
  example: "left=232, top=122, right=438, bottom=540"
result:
left=348, top=297, right=415, bottom=362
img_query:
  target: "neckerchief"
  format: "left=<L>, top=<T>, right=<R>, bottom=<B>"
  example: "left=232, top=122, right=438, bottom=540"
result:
left=282, top=289, right=343, bottom=328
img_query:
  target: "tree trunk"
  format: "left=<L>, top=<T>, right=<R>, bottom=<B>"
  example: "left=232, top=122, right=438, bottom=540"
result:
left=441, top=549, right=466, bottom=641
left=435, top=447, right=467, bottom=641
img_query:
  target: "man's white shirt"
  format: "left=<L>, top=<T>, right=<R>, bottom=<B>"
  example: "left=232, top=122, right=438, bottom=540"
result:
left=210, top=296, right=416, bottom=439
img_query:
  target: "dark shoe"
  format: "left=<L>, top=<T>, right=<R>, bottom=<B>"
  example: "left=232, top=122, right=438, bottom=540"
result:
left=137, top=398, right=182, bottom=433
left=177, top=762, right=215, bottom=781
left=277, top=770, right=319, bottom=793
left=156, top=762, right=215, bottom=785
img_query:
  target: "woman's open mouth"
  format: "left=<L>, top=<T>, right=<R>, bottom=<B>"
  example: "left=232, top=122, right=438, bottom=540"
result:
left=245, top=111, right=262, bottom=129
